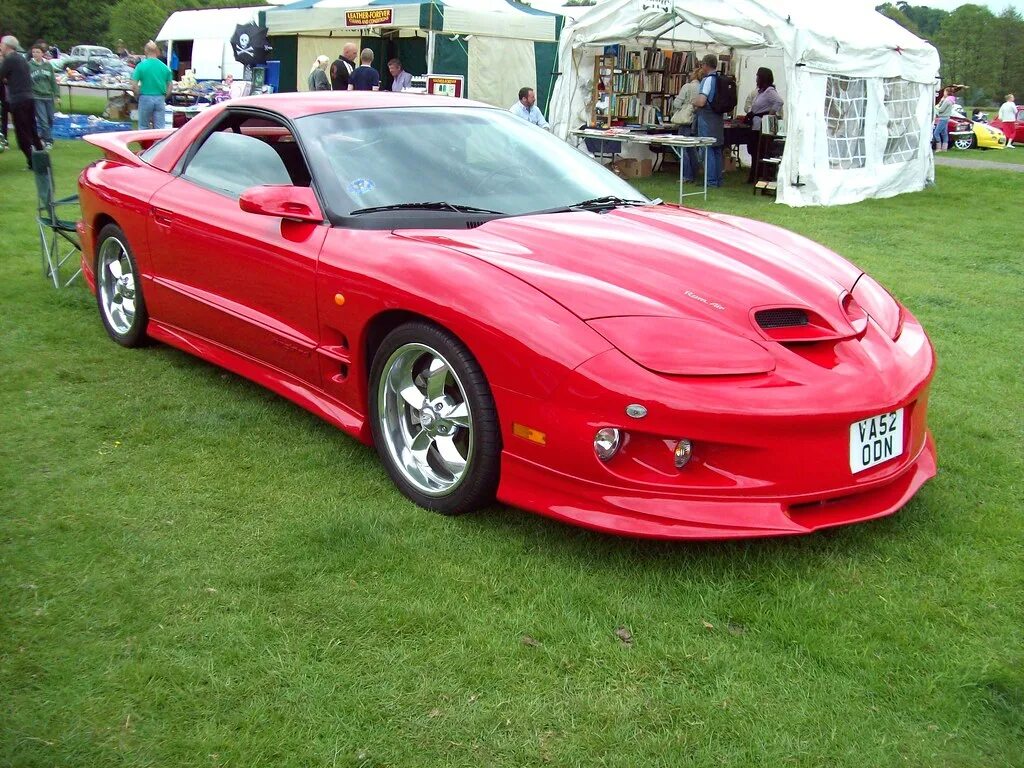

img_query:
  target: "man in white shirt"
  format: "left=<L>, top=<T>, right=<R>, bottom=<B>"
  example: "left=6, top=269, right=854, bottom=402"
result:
left=997, top=94, right=1016, bottom=147
left=509, top=87, right=549, bottom=129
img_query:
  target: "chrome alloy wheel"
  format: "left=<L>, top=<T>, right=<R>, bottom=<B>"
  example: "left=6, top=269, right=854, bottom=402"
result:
left=377, top=343, right=474, bottom=497
left=97, top=237, right=136, bottom=336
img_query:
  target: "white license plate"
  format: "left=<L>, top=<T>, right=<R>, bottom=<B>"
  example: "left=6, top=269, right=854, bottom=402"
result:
left=849, top=409, right=904, bottom=473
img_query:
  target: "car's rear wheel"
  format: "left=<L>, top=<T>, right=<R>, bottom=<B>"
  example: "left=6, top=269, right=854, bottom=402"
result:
left=369, top=322, right=500, bottom=515
left=96, top=223, right=148, bottom=347
left=952, top=134, right=976, bottom=150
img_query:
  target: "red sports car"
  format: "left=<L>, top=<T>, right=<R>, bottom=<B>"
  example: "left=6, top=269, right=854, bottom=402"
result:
left=78, top=93, right=936, bottom=540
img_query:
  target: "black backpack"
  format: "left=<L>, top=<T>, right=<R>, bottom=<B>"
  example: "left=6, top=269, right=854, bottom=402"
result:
left=709, top=72, right=738, bottom=115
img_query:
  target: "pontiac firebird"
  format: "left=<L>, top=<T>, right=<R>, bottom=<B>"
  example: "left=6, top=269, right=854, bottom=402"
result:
left=78, top=93, right=937, bottom=540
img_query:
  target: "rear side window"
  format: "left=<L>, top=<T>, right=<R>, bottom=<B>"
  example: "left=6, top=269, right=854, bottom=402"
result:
left=182, top=114, right=312, bottom=197
left=183, top=132, right=291, bottom=196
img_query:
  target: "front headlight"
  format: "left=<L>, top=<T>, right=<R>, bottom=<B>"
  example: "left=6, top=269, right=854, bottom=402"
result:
left=851, top=274, right=904, bottom=340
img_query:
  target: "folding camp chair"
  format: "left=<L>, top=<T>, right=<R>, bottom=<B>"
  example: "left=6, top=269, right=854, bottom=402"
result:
left=33, top=149, right=82, bottom=288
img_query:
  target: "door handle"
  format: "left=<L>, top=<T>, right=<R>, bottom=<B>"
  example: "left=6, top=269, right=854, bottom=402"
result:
left=152, top=207, right=174, bottom=228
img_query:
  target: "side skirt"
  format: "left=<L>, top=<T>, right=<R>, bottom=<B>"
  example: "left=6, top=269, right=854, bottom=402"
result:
left=147, top=320, right=372, bottom=445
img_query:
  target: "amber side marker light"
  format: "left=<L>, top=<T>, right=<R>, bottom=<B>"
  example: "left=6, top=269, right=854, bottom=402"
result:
left=513, top=423, right=547, bottom=445
left=334, top=293, right=346, bottom=306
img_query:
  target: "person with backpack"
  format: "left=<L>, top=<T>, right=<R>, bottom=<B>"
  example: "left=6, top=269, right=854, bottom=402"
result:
left=691, top=53, right=737, bottom=188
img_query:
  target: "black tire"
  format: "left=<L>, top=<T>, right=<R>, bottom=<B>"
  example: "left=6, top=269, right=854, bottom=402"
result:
left=952, top=134, right=975, bottom=151
left=369, top=321, right=501, bottom=515
left=95, top=222, right=149, bottom=348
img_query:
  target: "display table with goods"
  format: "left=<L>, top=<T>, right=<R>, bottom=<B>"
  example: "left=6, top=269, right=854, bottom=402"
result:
left=571, top=128, right=715, bottom=202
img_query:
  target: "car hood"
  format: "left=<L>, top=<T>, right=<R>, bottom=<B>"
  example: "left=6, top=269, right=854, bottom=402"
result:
left=397, top=205, right=864, bottom=338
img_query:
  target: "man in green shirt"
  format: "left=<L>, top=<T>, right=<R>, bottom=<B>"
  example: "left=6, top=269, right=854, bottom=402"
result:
left=131, top=41, right=173, bottom=129
left=28, top=43, right=59, bottom=148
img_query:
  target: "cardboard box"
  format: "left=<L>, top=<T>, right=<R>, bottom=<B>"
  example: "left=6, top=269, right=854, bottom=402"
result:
left=612, top=158, right=654, bottom=178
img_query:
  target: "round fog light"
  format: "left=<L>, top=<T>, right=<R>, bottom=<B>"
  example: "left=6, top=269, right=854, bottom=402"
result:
left=674, top=439, right=693, bottom=469
left=594, top=428, right=622, bottom=461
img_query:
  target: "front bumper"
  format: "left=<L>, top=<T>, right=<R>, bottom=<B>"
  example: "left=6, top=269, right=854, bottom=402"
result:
left=498, top=434, right=935, bottom=539
left=494, top=317, right=937, bottom=540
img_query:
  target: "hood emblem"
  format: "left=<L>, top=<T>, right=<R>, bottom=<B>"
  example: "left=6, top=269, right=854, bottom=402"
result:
left=626, top=404, right=648, bottom=419
left=684, top=289, right=726, bottom=311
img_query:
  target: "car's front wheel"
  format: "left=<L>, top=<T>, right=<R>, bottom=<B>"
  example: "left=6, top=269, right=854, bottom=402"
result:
left=369, top=322, right=501, bottom=515
left=952, top=134, right=976, bottom=150
left=95, top=223, right=148, bottom=347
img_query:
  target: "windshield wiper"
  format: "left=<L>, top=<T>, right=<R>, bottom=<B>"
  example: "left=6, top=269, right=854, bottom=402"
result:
left=524, top=196, right=656, bottom=216
left=572, top=195, right=652, bottom=210
left=349, top=201, right=505, bottom=216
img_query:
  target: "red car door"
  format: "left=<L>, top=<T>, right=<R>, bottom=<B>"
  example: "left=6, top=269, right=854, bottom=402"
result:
left=146, top=117, right=327, bottom=386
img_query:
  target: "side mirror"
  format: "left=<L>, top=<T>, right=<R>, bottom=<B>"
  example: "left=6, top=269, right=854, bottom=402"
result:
left=239, top=185, right=323, bottom=223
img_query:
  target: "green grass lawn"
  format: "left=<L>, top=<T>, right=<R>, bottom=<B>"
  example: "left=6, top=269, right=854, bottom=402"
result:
left=2, top=141, right=1022, bottom=767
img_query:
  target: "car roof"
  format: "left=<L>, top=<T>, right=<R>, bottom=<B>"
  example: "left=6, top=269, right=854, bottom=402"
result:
left=227, top=91, right=492, bottom=119
left=140, top=91, right=498, bottom=174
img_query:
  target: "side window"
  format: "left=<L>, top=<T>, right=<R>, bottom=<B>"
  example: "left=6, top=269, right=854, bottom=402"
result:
left=882, top=78, right=923, bottom=165
left=182, top=115, right=312, bottom=197
left=824, top=76, right=867, bottom=170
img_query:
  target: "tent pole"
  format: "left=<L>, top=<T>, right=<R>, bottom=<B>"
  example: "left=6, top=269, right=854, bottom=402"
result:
left=651, top=17, right=686, bottom=49
left=427, top=30, right=435, bottom=74
left=545, top=66, right=559, bottom=118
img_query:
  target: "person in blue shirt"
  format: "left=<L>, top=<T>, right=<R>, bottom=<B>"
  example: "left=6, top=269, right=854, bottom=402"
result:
left=348, top=49, right=380, bottom=91
left=387, top=59, right=412, bottom=92
left=692, top=54, right=724, bottom=187
left=509, top=87, right=548, bottom=129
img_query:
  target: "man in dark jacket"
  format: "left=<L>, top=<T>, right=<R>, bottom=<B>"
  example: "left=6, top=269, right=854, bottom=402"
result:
left=1, top=78, right=9, bottom=151
left=0, top=35, right=44, bottom=169
left=331, top=43, right=357, bottom=92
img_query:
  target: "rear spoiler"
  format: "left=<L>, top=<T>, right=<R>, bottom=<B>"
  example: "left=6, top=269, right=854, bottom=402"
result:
left=83, top=129, right=174, bottom=166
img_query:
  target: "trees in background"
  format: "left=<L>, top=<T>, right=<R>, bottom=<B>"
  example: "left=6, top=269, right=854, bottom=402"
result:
left=877, top=2, right=1024, bottom=105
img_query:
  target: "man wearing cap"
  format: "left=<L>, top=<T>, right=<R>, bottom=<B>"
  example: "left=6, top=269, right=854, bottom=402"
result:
left=0, top=35, right=44, bottom=169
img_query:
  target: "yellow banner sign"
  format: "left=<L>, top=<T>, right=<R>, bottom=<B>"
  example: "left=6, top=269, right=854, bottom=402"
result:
left=345, top=7, right=394, bottom=26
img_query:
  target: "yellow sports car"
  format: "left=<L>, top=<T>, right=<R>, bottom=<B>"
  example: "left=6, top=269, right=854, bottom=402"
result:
left=948, top=117, right=1007, bottom=150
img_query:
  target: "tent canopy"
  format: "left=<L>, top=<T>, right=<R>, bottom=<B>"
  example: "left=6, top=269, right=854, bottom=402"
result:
left=157, top=6, right=270, bottom=43
left=266, top=0, right=561, bottom=42
left=549, top=0, right=941, bottom=207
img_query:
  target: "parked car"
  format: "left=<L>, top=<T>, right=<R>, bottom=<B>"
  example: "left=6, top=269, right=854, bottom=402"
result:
left=70, top=45, right=115, bottom=60
left=77, top=93, right=937, bottom=540
left=937, top=107, right=1007, bottom=150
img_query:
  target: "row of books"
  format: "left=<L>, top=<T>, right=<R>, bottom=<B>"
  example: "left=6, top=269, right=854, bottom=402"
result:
left=647, top=94, right=675, bottom=115
left=611, top=72, right=668, bottom=93
left=604, top=45, right=733, bottom=78
left=597, top=94, right=644, bottom=119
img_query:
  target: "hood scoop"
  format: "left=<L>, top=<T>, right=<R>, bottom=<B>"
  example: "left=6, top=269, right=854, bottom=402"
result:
left=755, top=308, right=808, bottom=329
left=751, top=302, right=866, bottom=343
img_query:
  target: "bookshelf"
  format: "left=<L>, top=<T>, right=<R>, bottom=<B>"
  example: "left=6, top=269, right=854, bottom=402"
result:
left=590, top=45, right=735, bottom=128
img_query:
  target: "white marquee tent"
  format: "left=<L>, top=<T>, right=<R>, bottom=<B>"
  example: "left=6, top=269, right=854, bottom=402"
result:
left=157, top=6, right=270, bottom=81
left=548, top=0, right=941, bottom=206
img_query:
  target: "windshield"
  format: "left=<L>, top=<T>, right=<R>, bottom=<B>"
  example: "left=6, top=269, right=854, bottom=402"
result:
left=295, top=107, right=647, bottom=218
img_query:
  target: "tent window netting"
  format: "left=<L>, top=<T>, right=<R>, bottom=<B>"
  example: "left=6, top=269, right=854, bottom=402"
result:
left=883, top=78, right=923, bottom=165
left=825, top=76, right=867, bottom=169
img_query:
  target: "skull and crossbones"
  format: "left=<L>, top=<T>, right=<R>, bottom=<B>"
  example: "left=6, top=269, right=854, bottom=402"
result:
left=235, top=33, right=254, bottom=56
